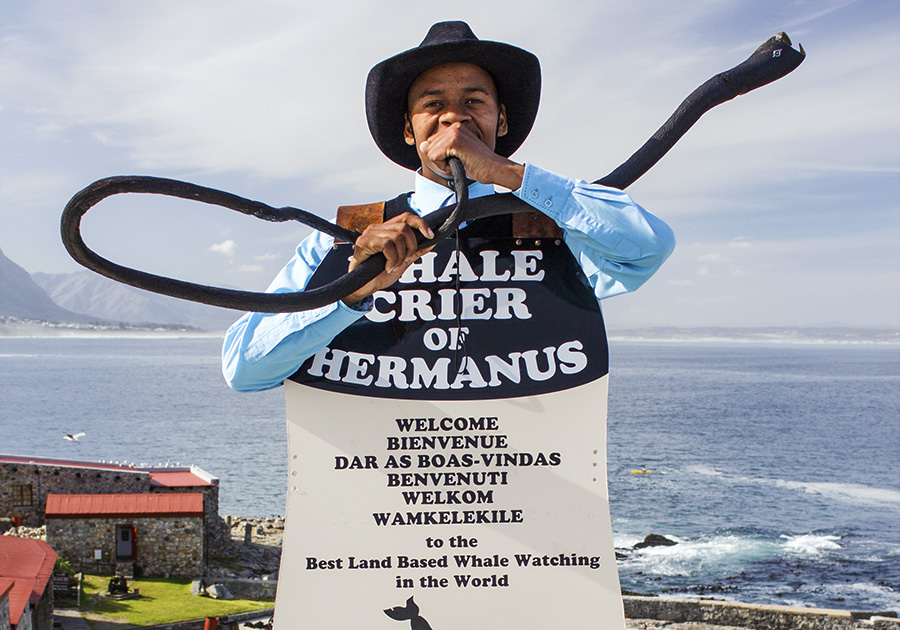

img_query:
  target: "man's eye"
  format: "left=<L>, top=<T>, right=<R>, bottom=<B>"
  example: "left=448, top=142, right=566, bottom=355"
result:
left=423, top=101, right=442, bottom=109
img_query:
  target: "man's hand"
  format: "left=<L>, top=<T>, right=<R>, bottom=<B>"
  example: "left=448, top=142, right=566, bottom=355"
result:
left=420, top=122, right=524, bottom=191
left=341, top=212, right=434, bottom=307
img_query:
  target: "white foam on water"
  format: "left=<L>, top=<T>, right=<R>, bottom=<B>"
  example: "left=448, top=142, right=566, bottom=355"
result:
left=780, top=533, right=842, bottom=555
left=623, top=530, right=868, bottom=577
left=685, top=464, right=725, bottom=477
left=613, top=532, right=648, bottom=549
left=773, top=480, right=900, bottom=508
left=818, top=582, right=900, bottom=611
left=686, top=465, right=900, bottom=509
left=623, top=533, right=775, bottom=576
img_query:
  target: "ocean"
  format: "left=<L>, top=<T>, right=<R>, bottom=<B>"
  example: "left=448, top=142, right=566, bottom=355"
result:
left=1, top=335, right=897, bottom=613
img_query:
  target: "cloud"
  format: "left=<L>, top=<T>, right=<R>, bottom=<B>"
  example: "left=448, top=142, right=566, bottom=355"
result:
left=209, top=240, right=237, bottom=257
left=1, top=0, right=897, bottom=326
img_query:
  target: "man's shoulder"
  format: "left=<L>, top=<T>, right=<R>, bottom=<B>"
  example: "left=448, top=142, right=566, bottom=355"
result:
left=336, top=192, right=415, bottom=234
left=336, top=201, right=386, bottom=233
left=335, top=193, right=562, bottom=239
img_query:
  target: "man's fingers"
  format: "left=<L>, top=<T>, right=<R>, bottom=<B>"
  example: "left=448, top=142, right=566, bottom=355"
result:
left=351, top=213, right=434, bottom=273
left=399, top=213, right=435, bottom=241
left=342, top=214, right=439, bottom=306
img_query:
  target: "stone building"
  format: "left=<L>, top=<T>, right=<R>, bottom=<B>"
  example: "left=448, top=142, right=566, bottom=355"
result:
left=0, top=579, right=12, bottom=630
left=45, top=493, right=204, bottom=578
left=0, top=537, right=57, bottom=630
left=0, top=454, right=229, bottom=573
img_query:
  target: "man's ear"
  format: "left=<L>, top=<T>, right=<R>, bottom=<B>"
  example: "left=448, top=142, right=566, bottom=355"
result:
left=497, top=104, right=508, bottom=138
left=403, top=114, right=416, bottom=146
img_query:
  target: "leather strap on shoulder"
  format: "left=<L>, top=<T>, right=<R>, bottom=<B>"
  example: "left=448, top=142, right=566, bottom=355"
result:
left=336, top=196, right=563, bottom=240
left=335, top=202, right=384, bottom=242
left=336, top=202, right=384, bottom=232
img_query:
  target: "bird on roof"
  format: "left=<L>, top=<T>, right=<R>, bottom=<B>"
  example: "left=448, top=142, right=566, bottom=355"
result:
left=63, top=432, right=85, bottom=442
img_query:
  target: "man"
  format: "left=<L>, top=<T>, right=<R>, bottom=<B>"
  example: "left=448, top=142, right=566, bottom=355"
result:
left=222, top=21, right=674, bottom=393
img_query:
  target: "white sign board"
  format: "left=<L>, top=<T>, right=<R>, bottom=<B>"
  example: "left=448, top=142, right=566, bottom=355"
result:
left=277, top=377, right=623, bottom=628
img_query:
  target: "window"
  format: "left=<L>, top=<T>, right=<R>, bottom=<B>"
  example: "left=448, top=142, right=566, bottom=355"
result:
left=12, top=484, right=33, bottom=506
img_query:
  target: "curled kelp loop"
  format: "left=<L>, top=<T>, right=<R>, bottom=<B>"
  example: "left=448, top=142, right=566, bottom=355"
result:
left=61, top=33, right=804, bottom=312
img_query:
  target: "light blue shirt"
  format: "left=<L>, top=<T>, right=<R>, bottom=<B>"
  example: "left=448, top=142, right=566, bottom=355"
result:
left=222, top=163, right=674, bottom=392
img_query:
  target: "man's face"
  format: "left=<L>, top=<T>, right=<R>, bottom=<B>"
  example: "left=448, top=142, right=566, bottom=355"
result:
left=404, top=62, right=508, bottom=180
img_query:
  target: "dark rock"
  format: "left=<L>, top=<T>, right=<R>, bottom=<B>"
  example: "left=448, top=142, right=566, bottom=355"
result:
left=633, top=534, right=677, bottom=550
left=207, top=583, right=234, bottom=600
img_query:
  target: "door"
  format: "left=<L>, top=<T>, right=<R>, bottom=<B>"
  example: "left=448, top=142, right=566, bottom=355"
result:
left=116, top=524, right=133, bottom=558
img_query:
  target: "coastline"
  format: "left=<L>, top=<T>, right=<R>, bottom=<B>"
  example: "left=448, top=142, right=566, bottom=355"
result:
left=3, top=318, right=896, bottom=344
left=607, top=326, right=900, bottom=345
left=13, top=518, right=895, bottom=629
left=0, top=318, right=224, bottom=339
left=217, top=518, right=899, bottom=628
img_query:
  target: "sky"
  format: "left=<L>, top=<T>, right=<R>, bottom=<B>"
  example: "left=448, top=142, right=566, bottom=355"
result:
left=1, top=0, right=898, bottom=328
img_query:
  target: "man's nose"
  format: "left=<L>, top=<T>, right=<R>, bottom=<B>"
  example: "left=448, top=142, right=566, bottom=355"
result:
left=439, top=103, right=471, bottom=125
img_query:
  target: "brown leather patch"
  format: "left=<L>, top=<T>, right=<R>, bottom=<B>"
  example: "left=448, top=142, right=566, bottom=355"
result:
left=335, top=202, right=385, bottom=242
left=512, top=212, right=564, bottom=239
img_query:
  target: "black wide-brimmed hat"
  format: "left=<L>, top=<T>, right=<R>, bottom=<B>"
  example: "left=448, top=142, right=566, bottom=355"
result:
left=366, top=21, right=541, bottom=170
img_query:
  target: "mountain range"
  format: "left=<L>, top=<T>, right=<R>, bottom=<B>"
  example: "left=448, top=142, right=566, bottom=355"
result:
left=2, top=248, right=896, bottom=342
left=0, top=247, right=239, bottom=331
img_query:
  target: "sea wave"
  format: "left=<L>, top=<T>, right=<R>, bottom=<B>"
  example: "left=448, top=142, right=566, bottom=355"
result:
left=686, top=466, right=900, bottom=509
left=780, top=533, right=842, bottom=555
left=801, top=582, right=900, bottom=611
left=772, top=480, right=900, bottom=508
left=619, top=529, right=894, bottom=577
left=621, top=532, right=777, bottom=576
left=686, top=464, right=725, bottom=477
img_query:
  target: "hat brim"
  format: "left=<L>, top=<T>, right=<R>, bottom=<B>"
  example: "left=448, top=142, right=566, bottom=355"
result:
left=366, top=40, right=541, bottom=170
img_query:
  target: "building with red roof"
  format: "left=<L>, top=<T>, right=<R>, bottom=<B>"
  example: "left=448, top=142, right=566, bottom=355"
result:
left=1, top=454, right=227, bottom=578
left=0, top=537, right=57, bottom=630
left=45, top=493, right=206, bottom=577
left=0, top=454, right=216, bottom=528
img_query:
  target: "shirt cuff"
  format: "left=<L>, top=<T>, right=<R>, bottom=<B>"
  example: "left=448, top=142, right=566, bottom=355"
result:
left=346, top=295, right=374, bottom=312
left=513, top=163, right=576, bottom=223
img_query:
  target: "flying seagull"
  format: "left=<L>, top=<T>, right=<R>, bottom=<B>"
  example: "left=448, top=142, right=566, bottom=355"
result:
left=63, top=432, right=86, bottom=443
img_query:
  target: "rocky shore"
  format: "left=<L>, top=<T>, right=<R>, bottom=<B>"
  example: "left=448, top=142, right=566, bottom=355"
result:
left=10, top=520, right=896, bottom=629
left=208, top=516, right=284, bottom=580
left=209, top=520, right=898, bottom=629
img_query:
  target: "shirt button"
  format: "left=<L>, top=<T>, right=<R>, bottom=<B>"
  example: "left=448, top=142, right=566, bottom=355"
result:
left=530, top=190, right=539, bottom=199
left=544, top=199, right=553, bottom=208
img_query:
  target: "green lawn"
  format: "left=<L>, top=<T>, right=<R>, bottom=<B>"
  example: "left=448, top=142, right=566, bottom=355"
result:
left=75, top=574, right=272, bottom=626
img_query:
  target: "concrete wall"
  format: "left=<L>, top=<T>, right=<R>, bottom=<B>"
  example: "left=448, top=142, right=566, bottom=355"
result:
left=623, top=595, right=900, bottom=630
left=46, top=515, right=204, bottom=578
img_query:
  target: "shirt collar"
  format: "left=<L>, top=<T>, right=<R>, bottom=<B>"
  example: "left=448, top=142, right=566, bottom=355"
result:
left=410, top=170, right=495, bottom=215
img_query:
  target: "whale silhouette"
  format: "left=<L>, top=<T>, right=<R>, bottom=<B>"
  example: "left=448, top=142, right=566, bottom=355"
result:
left=384, top=596, right=434, bottom=630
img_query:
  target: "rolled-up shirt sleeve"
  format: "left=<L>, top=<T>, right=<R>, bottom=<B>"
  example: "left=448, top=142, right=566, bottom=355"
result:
left=221, top=231, right=368, bottom=392
left=514, top=163, right=675, bottom=300
left=223, top=166, right=674, bottom=392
